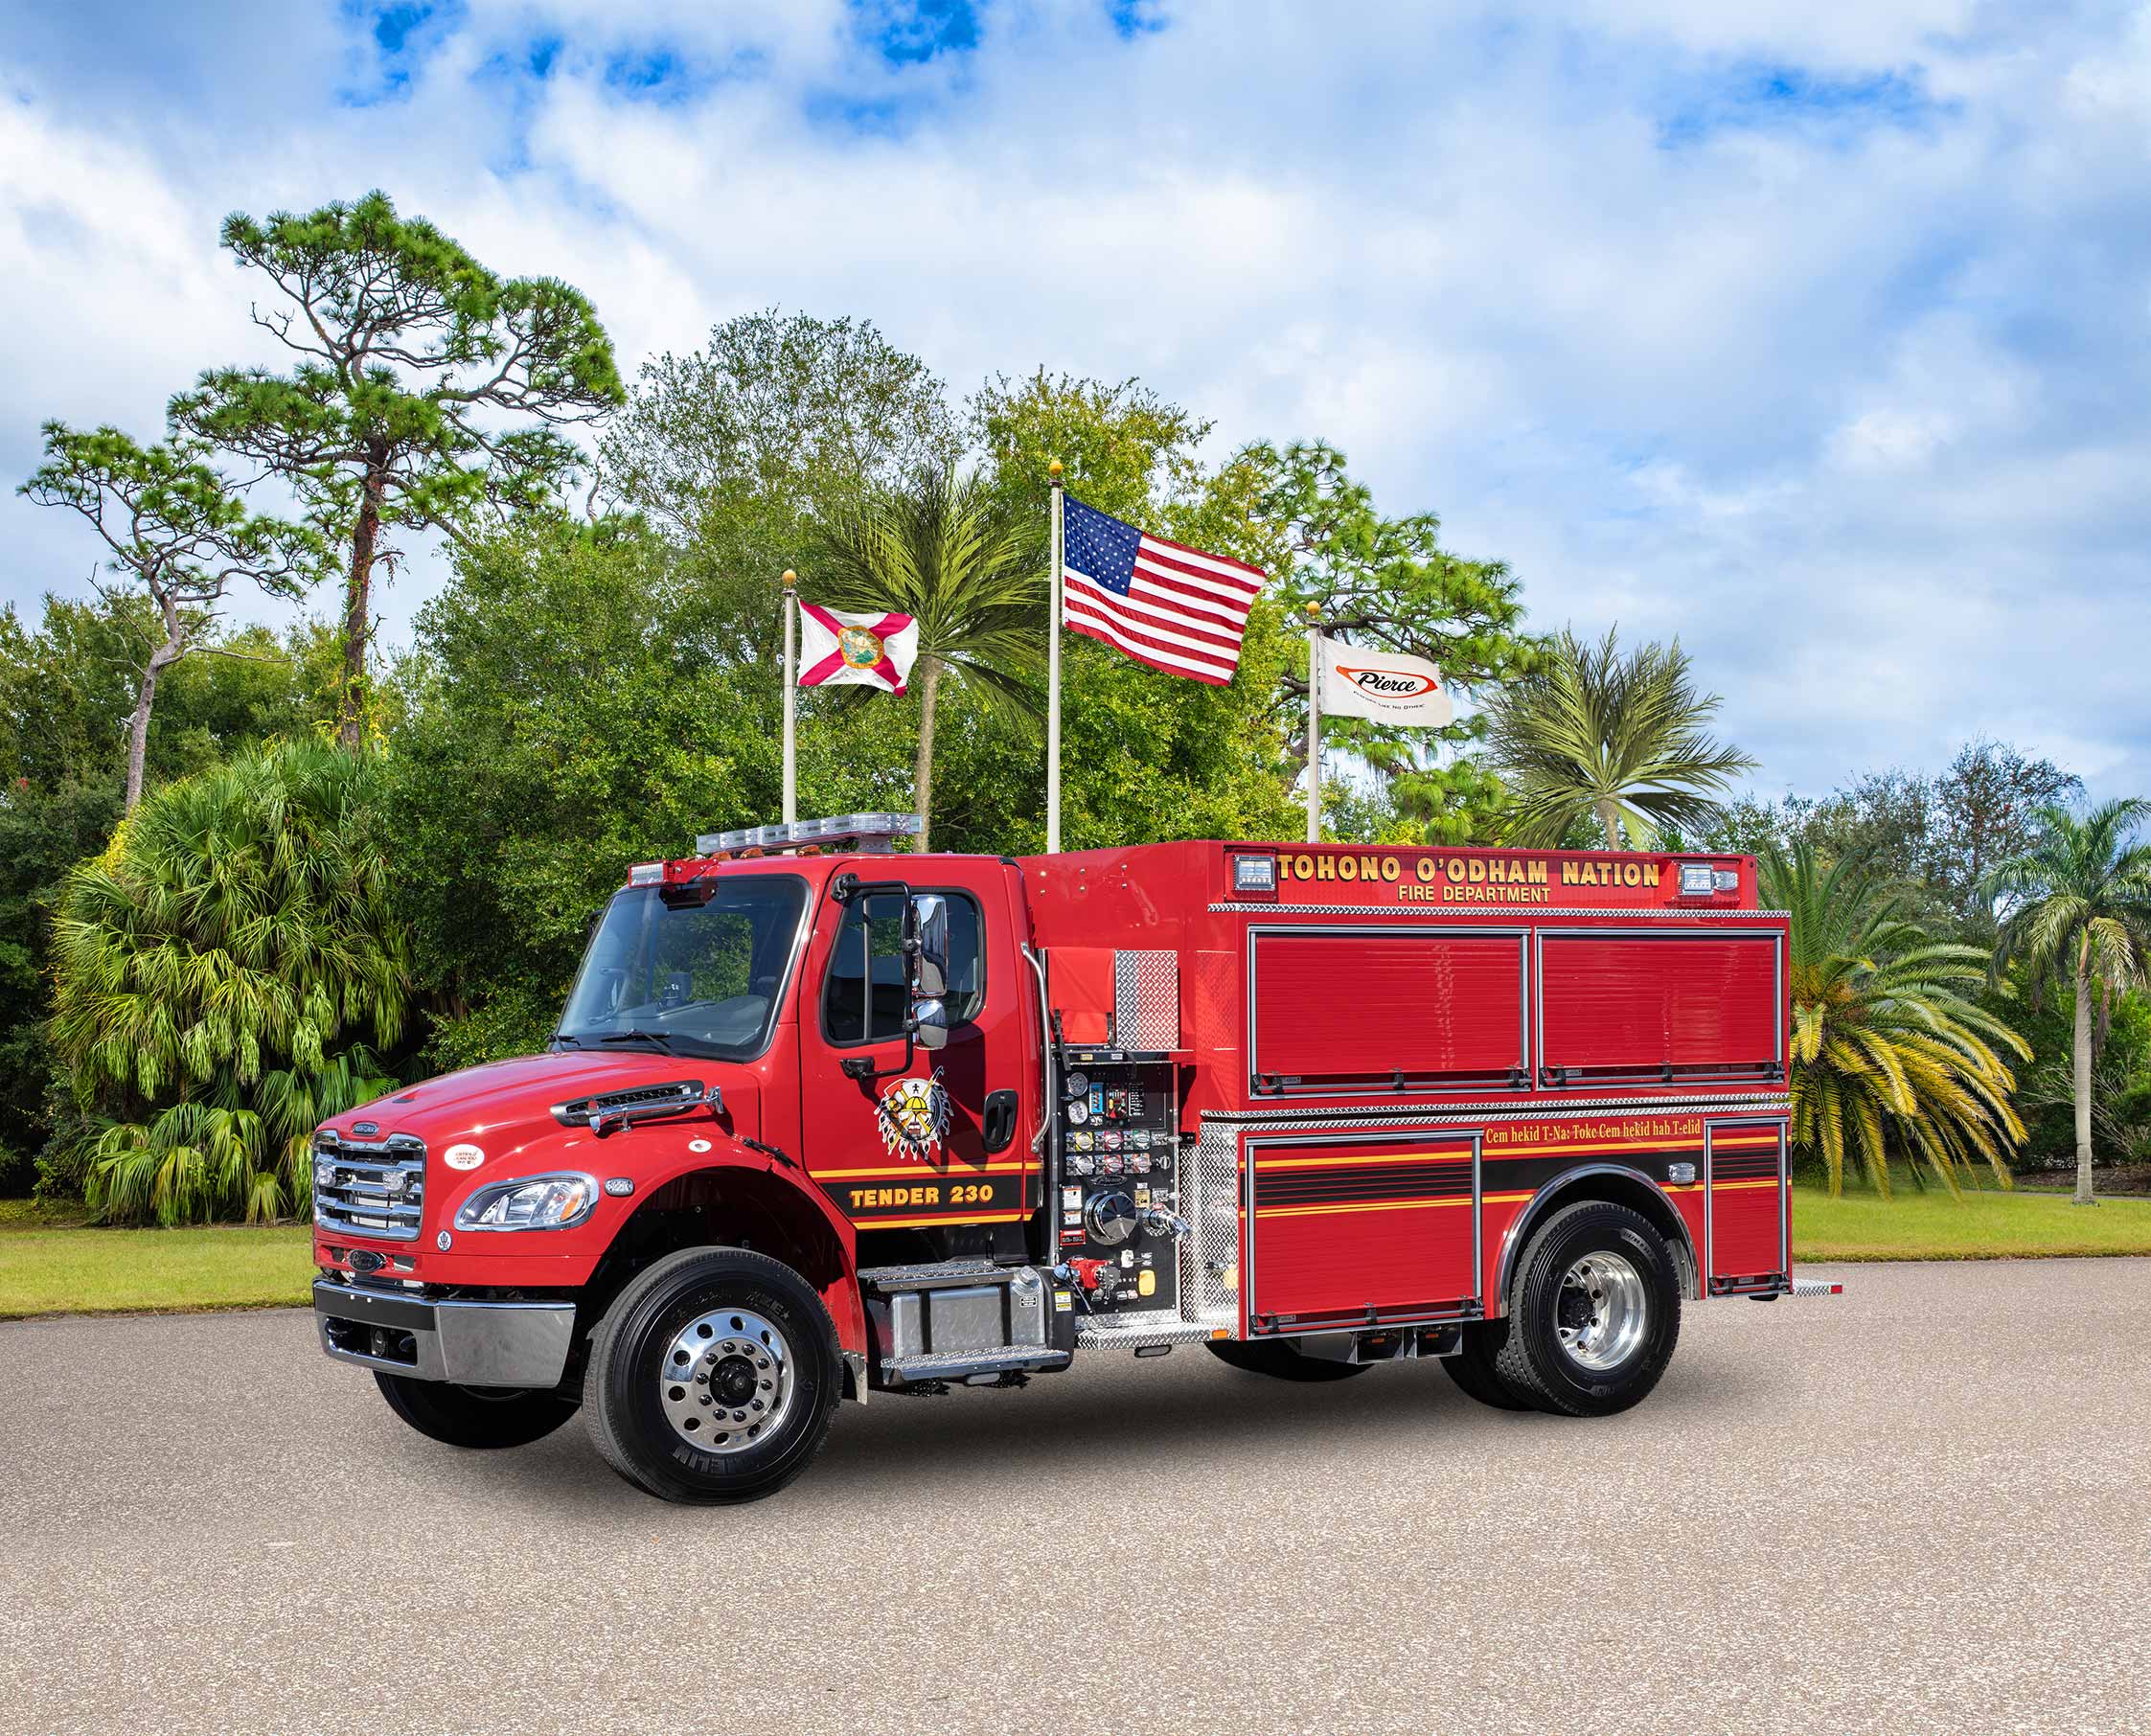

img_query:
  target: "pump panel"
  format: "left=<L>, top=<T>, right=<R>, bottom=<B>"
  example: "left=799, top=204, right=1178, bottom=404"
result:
left=1056, top=1050, right=1181, bottom=1316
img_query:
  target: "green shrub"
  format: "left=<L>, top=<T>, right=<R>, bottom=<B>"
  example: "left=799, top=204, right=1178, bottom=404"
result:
left=49, top=742, right=411, bottom=1223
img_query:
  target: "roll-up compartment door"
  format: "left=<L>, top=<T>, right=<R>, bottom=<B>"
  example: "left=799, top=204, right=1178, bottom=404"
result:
left=1707, top=1121, right=1787, bottom=1293
left=1250, top=927, right=1525, bottom=1094
left=1245, top=1130, right=1479, bottom=1333
left=1538, top=930, right=1782, bottom=1086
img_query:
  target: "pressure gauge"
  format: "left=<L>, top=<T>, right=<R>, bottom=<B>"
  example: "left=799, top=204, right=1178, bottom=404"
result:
left=1065, top=1098, right=1089, bottom=1127
left=1064, top=1071, right=1089, bottom=1101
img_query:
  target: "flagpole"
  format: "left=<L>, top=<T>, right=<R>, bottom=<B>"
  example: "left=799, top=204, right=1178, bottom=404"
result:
left=1305, top=603, right=1322, bottom=843
left=1046, top=459, right=1064, bottom=854
left=781, top=569, right=797, bottom=825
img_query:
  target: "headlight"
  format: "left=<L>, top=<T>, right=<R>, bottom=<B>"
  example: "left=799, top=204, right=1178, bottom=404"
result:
left=455, top=1174, right=600, bottom=1232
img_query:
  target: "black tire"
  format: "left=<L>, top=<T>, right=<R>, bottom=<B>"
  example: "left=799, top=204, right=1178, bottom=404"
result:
left=373, top=1373, right=580, bottom=1450
left=1205, top=1337, right=1374, bottom=1382
left=1494, top=1200, right=1681, bottom=1418
left=584, top=1245, right=840, bottom=1504
left=1439, top=1319, right=1535, bottom=1411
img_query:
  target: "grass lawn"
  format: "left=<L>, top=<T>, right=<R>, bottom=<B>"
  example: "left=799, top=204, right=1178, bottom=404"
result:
left=0, top=1218, right=314, bottom=1319
left=1794, top=1181, right=2151, bottom=1262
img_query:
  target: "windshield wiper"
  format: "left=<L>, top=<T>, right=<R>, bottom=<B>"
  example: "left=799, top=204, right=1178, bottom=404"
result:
left=549, top=1032, right=584, bottom=1049
left=597, top=1030, right=676, bottom=1053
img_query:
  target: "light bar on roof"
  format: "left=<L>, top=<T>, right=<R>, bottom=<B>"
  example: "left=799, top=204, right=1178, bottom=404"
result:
left=694, top=812, right=924, bottom=857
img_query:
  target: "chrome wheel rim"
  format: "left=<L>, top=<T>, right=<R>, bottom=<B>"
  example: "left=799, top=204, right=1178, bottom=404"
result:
left=657, top=1306, right=794, bottom=1454
left=1555, top=1251, right=1647, bottom=1372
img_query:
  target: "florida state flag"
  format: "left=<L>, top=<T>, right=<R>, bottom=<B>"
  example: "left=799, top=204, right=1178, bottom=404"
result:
left=797, top=605, right=919, bottom=695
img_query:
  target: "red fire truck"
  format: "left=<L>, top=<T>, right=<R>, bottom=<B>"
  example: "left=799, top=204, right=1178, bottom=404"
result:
left=310, top=814, right=1830, bottom=1504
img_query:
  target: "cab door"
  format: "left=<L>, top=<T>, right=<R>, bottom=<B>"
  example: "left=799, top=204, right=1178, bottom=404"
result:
left=799, top=860, right=1040, bottom=1239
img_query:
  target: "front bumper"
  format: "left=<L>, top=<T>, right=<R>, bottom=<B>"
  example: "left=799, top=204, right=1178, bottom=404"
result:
left=313, top=1279, right=577, bottom=1390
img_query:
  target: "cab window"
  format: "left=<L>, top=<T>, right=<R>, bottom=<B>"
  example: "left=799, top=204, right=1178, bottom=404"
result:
left=822, top=889, right=985, bottom=1044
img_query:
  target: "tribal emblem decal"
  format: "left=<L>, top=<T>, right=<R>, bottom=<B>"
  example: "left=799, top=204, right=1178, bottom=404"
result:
left=877, top=1069, right=951, bottom=1158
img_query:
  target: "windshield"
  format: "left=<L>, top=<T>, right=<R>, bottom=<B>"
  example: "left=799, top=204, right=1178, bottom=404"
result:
left=557, top=876, right=808, bottom=1060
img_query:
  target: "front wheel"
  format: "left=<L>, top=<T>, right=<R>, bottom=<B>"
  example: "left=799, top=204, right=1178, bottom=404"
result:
left=1206, top=1337, right=1374, bottom=1382
left=584, top=1245, right=840, bottom=1504
left=1493, top=1201, right=1682, bottom=1417
left=373, top=1373, right=581, bottom=1450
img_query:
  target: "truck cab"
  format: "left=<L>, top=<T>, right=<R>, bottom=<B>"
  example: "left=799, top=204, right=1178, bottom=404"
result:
left=311, top=815, right=1819, bottom=1504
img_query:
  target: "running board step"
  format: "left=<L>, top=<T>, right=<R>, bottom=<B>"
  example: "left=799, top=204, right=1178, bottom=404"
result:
left=879, top=1346, right=1072, bottom=1386
left=858, top=1258, right=1008, bottom=1292
left=1075, top=1313, right=1221, bottom=1350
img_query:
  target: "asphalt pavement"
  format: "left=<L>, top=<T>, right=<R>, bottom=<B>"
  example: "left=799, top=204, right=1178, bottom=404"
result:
left=3, top=1259, right=2147, bottom=1736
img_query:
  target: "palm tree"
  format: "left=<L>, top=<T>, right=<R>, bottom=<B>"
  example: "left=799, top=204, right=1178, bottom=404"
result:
left=1483, top=626, right=1756, bottom=849
left=1764, top=841, right=2027, bottom=1197
left=49, top=741, right=410, bottom=1223
left=812, top=468, right=1043, bottom=851
left=1985, top=800, right=2151, bottom=1205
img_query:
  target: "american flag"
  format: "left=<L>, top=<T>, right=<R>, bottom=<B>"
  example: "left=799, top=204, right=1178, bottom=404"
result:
left=1061, top=493, right=1265, bottom=685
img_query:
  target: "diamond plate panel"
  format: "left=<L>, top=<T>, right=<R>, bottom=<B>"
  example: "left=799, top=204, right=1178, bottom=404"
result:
left=1114, top=949, right=1179, bottom=1051
left=1075, top=1312, right=1217, bottom=1349
left=1178, top=1113, right=1241, bottom=1330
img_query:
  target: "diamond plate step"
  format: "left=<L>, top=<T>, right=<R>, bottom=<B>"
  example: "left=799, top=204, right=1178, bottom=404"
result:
left=878, top=1346, right=1072, bottom=1385
left=1075, top=1313, right=1221, bottom=1350
left=858, top=1258, right=1009, bottom=1292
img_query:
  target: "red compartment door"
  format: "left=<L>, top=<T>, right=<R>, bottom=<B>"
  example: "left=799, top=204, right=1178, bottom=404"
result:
left=1539, top=930, right=1782, bottom=1085
left=1245, top=1131, right=1479, bottom=1333
left=1707, top=1122, right=1786, bottom=1293
left=1250, top=927, right=1525, bottom=1091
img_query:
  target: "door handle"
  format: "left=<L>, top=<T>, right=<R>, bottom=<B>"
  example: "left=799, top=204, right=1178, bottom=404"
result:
left=981, top=1089, right=1018, bottom=1154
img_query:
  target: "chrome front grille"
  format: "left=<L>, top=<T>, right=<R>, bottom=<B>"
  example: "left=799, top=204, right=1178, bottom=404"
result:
left=312, top=1133, right=426, bottom=1242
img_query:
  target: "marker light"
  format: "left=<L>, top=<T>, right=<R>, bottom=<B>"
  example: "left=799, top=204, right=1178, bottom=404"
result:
left=1678, top=864, right=1717, bottom=897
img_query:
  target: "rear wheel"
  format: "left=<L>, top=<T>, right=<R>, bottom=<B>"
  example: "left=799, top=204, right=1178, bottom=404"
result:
left=1439, top=1319, right=1534, bottom=1411
left=373, top=1373, right=580, bottom=1450
left=1206, top=1337, right=1373, bottom=1382
left=584, top=1245, right=840, bottom=1504
left=1494, top=1200, right=1681, bottom=1417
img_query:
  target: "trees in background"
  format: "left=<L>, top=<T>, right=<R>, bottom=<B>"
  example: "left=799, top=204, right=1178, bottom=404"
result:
left=0, top=599, right=341, bottom=1191
left=1694, top=741, right=2080, bottom=933
left=1764, top=840, right=2028, bottom=1196
left=171, top=190, right=624, bottom=748
left=0, top=782, right=118, bottom=1194
left=48, top=742, right=410, bottom=1222
left=1246, top=440, right=1536, bottom=843
left=18, top=424, right=319, bottom=808
left=600, top=310, right=957, bottom=648
left=962, top=368, right=1303, bottom=852
left=1482, top=627, right=1756, bottom=848
left=1674, top=742, right=2130, bottom=1181
left=385, top=517, right=923, bottom=1068
left=1986, top=801, right=2151, bottom=1204
left=812, top=468, right=1043, bottom=851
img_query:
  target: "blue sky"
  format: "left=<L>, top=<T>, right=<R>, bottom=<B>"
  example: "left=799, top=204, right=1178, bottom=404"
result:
left=3, top=0, right=2148, bottom=801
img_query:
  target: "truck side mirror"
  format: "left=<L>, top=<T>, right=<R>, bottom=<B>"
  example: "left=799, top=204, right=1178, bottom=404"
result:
left=909, top=997, right=950, bottom=1052
left=909, top=893, right=949, bottom=999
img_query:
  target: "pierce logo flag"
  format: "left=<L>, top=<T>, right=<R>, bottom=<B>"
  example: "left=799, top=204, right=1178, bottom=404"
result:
left=1316, top=636, right=1454, bottom=727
